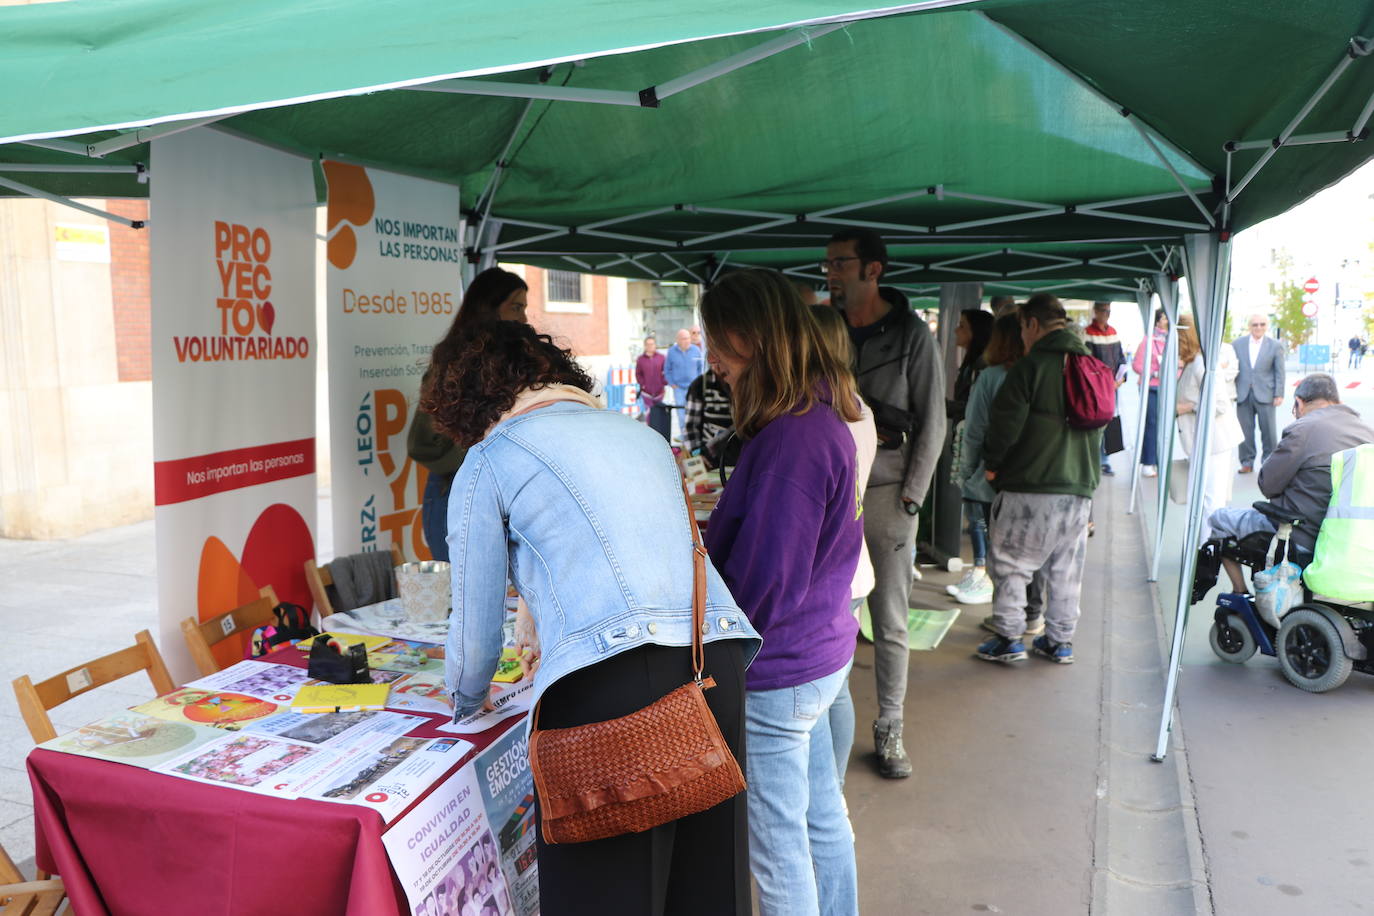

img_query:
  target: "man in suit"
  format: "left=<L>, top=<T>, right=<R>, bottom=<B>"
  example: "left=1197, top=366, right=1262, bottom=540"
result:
left=1233, top=313, right=1286, bottom=472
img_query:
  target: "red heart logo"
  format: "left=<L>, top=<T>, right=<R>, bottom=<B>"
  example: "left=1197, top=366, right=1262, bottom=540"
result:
left=257, top=301, right=276, bottom=335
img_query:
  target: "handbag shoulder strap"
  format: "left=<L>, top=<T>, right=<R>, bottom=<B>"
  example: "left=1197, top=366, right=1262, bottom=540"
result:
left=679, top=474, right=708, bottom=684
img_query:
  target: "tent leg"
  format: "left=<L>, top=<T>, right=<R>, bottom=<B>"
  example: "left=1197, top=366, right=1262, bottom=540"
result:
left=1153, top=233, right=1231, bottom=762
left=1127, top=286, right=1154, bottom=515
left=1149, top=275, right=1181, bottom=582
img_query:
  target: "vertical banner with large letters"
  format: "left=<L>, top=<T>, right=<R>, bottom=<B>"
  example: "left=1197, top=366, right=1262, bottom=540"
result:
left=324, top=162, right=462, bottom=562
left=152, top=129, right=318, bottom=681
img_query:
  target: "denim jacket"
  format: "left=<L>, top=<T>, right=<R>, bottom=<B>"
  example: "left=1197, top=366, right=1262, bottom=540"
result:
left=444, top=402, right=761, bottom=717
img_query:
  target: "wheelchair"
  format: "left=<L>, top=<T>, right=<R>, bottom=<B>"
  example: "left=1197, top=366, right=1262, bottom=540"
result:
left=1192, top=501, right=1374, bottom=692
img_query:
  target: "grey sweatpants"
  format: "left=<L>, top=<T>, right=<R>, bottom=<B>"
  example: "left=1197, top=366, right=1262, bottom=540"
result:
left=988, top=491, right=1092, bottom=644
left=863, top=483, right=918, bottom=722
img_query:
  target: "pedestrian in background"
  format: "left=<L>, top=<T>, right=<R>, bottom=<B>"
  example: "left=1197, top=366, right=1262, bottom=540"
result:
left=977, top=294, right=1101, bottom=666
left=634, top=335, right=667, bottom=430
left=407, top=266, right=528, bottom=561
left=1175, top=316, right=1241, bottom=538
left=664, top=328, right=705, bottom=442
left=1132, top=309, right=1169, bottom=477
left=682, top=354, right=736, bottom=470
left=825, top=227, right=945, bottom=781
left=952, top=314, right=1024, bottom=607
left=701, top=269, right=863, bottom=916
left=1085, top=301, right=1127, bottom=476
left=1233, top=312, right=1286, bottom=473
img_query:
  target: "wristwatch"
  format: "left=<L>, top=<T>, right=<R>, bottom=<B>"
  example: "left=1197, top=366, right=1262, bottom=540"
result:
left=902, top=499, right=919, bottom=516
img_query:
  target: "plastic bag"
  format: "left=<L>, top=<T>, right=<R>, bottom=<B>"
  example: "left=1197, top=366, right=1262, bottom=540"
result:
left=1253, top=561, right=1303, bottom=629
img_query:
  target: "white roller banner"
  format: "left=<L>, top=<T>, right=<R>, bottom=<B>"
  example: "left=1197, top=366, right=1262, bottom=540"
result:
left=151, top=129, right=318, bottom=681
left=323, top=161, right=462, bottom=561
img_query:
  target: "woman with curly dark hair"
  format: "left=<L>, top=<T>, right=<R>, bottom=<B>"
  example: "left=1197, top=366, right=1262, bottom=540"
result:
left=407, top=267, right=528, bottom=560
left=421, top=320, right=760, bottom=916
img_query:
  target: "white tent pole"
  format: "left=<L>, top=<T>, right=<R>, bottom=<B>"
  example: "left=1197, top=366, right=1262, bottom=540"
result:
left=0, top=175, right=144, bottom=227
left=1226, top=130, right=1364, bottom=151
left=1125, top=118, right=1216, bottom=226
left=1150, top=276, right=1181, bottom=581
left=1228, top=39, right=1370, bottom=202
left=1153, top=232, right=1231, bottom=762
left=1127, top=285, right=1155, bottom=515
left=86, top=115, right=227, bottom=158
left=0, top=163, right=144, bottom=175
left=652, top=24, right=844, bottom=101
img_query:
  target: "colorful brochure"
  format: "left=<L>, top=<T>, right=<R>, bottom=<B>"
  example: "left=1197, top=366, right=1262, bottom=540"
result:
left=291, top=682, right=391, bottom=713
left=39, top=711, right=225, bottom=769
left=131, top=687, right=280, bottom=730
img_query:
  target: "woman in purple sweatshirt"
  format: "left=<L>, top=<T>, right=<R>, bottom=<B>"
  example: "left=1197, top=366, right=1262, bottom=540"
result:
left=700, top=269, right=864, bottom=916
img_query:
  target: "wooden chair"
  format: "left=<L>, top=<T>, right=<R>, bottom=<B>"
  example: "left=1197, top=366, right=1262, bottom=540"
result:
left=11, top=629, right=176, bottom=745
left=304, top=543, right=404, bottom=618
left=179, top=585, right=281, bottom=677
left=0, top=840, right=65, bottom=916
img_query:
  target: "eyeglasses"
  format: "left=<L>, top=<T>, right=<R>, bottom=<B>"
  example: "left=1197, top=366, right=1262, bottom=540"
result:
left=819, top=256, right=861, bottom=273
left=1249, top=321, right=1268, bottom=327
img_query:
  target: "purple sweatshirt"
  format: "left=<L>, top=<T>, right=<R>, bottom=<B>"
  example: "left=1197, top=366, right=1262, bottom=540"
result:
left=704, top=397, right=862, bottom=691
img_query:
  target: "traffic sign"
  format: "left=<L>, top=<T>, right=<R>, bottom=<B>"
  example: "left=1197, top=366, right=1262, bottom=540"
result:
left=1302, top=301, right=1318, bottom=318
left=1304, top=276, right=1320, bottom=294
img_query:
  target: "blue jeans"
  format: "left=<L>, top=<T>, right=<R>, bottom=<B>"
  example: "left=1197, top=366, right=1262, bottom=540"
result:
left=1142, top=388, right=1159, bottom=466
left=964, top=499, right=990, bottom=565
left=747, top=662, right=858, bottom=916
left=421, top=470, right=455, bottom=562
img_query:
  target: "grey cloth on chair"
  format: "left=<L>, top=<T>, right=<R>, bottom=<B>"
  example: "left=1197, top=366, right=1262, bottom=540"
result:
left=328, top=551, right=398, bottom=611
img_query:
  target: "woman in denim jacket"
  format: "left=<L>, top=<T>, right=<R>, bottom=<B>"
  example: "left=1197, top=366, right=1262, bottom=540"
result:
left=421, top=320, right=760, bottom=916
left=700, top=270, right=864, bottom=916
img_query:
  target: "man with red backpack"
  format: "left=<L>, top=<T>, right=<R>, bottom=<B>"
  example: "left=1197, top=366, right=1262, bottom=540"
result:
left=975, top=294, right=1105, bottom=665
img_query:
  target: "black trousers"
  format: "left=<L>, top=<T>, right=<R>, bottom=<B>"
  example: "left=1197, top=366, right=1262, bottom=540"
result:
left=533, top=640, right=750, bottom=916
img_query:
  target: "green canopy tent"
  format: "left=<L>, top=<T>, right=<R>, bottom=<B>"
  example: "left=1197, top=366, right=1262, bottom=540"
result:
left=3, top=0, right=1374, bottom=761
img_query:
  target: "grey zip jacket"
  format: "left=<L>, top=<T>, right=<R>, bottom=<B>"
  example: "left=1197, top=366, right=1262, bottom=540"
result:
left=846, top=287, right=947, bottom=507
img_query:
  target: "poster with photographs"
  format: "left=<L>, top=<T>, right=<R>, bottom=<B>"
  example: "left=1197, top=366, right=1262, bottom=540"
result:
left=300, top=735, right=471, bottom=822
left=241, top=709, right=426, bottom=748
left=184, top=659, right=314, bottom=702
left=384, top=763, right=516, bottom=915
left=155, top=733, right=333, bottom=797
left=474, top=726, right=538, bottom=916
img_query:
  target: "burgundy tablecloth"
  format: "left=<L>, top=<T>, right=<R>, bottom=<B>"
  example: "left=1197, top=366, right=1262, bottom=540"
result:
left=26, top=647, right=521, bottom=916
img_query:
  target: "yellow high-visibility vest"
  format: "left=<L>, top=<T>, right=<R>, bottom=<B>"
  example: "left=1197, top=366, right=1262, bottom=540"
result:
left=1304, top=443, right=1374, bottom=600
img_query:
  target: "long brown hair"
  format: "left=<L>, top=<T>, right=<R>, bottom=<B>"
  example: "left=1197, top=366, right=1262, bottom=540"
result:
left=701, top=270, right=861, bottom=439
left=1177, top=316, right=1200, bottom=365
left=983, top=313, right=1025, bottom=368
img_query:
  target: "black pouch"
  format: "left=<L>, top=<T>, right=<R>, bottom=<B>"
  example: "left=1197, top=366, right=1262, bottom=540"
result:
left=307, top=636, right=372, bottom=684
left=268, top=603, right=318, bottom=647
left=869, top=399, right=914, bottom=450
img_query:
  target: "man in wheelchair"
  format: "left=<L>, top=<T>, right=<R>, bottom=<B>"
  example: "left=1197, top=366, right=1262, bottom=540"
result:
left=1193, top=373, right=1374, bottom=599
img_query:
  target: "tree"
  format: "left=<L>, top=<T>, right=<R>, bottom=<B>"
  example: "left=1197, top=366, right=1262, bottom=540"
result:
left=1268, top=249, right=1312, bottom=350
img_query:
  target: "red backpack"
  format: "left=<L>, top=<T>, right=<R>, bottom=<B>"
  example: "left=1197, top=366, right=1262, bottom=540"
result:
left=1063, top=353, right=1116, bottom=430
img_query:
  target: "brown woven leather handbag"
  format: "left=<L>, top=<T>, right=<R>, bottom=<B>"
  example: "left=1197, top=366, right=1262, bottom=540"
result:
left=527, top=477, right=746, bottom=844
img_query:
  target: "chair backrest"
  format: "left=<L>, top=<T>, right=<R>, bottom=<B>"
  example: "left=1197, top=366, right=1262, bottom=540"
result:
left=11, top=630, right=176, bottom=744
left=180, top=585, right=281, bottom=677
left=0, top=838, right=66, bottom=916
left=304, top=543, right=404, bottom=618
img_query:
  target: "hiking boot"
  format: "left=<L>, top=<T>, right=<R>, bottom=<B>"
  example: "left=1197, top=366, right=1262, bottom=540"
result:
left=1024, top=616, right=1046, bottom=637
left=975, top=635, right=1027, bottom=663
left=946, top=569, right=978, bottom=597
left=955, top=568, right=993, bottom=605
left=1031, top=634, right=1074, bottom=664
left=873, top=718, right=913, bottom=779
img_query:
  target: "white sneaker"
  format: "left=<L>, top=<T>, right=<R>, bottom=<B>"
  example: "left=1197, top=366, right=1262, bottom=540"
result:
left=955, top=568, right=993, bottom=605
left=1142, top=465, right=1158, bottom=478
left=946, top=569, right=978, bottom=596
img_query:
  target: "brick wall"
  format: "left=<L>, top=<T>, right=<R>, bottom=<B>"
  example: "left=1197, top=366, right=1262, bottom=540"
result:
left=107, top=199, right=151, bottom=382
left=524, top=267, right=611, bottom=356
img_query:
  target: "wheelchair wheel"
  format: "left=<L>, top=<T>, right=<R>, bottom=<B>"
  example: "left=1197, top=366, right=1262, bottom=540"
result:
left=1277, top=608, right=1353, bottom=693
left=1208, top=614, right=1257, bottom=663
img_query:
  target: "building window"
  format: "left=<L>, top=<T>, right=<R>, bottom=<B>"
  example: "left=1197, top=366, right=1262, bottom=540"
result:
left=547, top=270, right=584, bottom=303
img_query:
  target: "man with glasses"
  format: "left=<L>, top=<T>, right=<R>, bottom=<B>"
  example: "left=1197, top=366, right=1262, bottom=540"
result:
left=1233, top=313, right=1286, bottom=473
left=824, top=228, right=945, bottom=780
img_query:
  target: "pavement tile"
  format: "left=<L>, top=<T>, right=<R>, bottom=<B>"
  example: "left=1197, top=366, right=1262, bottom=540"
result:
left=0, top=766, right=35, bottom=810
left=0, top=810, right=39, bottom=877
